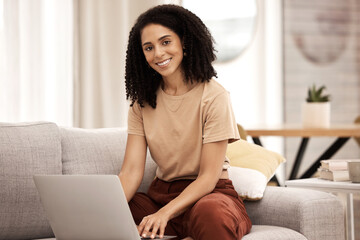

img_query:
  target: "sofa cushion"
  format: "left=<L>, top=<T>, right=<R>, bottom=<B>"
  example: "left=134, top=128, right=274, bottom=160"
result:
left=0, top=122, right=61, bottom=240
left=226, top=139, right=285, bottom=200
left=242, top=225, right=307, bottom=240
left=60, top=127, right=157, bottom=193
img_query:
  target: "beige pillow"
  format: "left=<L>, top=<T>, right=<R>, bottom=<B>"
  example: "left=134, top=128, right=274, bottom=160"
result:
left=226, top=139, right=286, bottom=201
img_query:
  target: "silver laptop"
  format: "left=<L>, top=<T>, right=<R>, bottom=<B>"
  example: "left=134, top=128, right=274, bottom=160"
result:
left=33, top=175, right=176, bottom=240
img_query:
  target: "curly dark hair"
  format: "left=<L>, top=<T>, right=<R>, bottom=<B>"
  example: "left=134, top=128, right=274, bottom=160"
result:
left=125, top=4, right=217, bottom=108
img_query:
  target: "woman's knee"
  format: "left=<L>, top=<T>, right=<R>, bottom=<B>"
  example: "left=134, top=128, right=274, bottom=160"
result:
left=186, top=193, right=251, bottom=239
left=188, top=193, right=237, bottom=227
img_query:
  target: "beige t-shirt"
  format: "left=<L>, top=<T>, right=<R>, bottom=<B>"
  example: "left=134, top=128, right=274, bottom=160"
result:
left=127, top=79, right=240, bottom=181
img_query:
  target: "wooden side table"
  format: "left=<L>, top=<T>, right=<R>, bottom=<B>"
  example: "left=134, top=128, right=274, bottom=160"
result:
left=285, top=178, right=360, bottom=240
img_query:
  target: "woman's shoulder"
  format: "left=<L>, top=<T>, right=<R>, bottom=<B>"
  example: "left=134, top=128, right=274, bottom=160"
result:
left=202, top=78, right=229, bottom=101
left=129, top=100, right=150, bottom=115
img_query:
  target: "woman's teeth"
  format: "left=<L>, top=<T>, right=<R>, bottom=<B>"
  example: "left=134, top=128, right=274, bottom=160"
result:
left=157, top=59, right=171, bottom=66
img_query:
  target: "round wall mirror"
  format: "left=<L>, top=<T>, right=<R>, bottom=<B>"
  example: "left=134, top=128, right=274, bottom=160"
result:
left=289, top=0, right=351, bottom=64
left=183, top=0, right=258, bottom=62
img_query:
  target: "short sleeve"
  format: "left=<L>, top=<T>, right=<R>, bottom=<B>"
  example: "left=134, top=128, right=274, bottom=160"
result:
left=127, top=103, right=145, bottom=136
left=203, top=92, right=240, bottom=144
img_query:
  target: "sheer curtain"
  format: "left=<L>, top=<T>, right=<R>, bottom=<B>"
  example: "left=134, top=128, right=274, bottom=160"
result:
left=0, top=0, right=180, bottom=128
left=0, top=0, right=73, bottom=126
left=72, top=0, right=129, bottom=129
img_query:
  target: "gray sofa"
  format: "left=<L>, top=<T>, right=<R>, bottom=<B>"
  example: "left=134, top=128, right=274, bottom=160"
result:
left=0, top=122, right=345, bottom=240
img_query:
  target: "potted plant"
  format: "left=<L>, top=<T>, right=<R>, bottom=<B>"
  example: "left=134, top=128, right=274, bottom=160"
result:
left=302, top=84, right=331, bottom=128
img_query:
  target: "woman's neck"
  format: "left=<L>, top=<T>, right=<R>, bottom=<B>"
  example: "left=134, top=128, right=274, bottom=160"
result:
left=162, top=73, right=197, bottom=96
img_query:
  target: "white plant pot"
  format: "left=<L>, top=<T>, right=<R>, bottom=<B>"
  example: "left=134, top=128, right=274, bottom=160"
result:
left=302, top=102, right=330, bottom=128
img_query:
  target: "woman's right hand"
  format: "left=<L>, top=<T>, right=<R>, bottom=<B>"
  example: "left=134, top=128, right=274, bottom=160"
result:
left=137, top=209, right=170, bottom=239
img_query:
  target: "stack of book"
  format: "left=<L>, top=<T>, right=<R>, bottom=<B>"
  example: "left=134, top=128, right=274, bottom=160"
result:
left=318, top=159, right=350, bottom=181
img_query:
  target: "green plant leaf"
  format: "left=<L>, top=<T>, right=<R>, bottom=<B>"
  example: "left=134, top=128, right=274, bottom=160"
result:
left=306, top=84, right=330, bottom=102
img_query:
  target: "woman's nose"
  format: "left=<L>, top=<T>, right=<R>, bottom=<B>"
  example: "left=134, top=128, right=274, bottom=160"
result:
left=154, top=46, right=165, bottom=58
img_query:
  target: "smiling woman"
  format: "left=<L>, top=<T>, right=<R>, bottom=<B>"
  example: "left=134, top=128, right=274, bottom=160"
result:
left=120, top=4, right=252, bottom=240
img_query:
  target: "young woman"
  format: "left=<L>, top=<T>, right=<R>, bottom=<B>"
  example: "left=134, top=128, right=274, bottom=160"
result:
left=119, top=4, right=252, bottom=240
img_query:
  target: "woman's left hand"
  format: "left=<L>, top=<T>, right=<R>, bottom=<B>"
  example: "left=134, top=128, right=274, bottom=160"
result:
left=138, top=209, right=169, bottom=239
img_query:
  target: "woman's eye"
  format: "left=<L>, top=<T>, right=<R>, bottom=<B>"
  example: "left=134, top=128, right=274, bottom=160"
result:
left=144, top=46, right=153, bottom=51
left=163, top=40, right=171, bottom=45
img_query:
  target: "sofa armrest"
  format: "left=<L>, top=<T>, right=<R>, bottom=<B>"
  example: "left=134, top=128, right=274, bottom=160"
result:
left=244, top=186, right=344, bottom=240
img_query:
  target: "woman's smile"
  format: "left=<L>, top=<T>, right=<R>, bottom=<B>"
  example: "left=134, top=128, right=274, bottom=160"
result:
left=156, top=58, right=172, bottom=67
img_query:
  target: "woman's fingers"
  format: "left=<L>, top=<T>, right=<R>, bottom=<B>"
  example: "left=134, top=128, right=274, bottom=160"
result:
left=137, top=216, right=149, bottom=235
left=142, top=219, right=153, bottom=237
left=150, top=220, right=161, bottom=238
left=159, top=222, right=166, bottom=239
left=139, top=216, right=156, bottom=238
left=138, top=216, right=151, bottom=237
left=138, top=213, right=169, bottom=238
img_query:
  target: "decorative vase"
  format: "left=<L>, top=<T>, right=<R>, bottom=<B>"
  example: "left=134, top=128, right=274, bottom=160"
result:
left=302, top=102, right=330, bottom=128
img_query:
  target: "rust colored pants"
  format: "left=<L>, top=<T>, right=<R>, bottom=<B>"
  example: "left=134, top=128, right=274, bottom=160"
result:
left=129, top=178, right=252, bottom=240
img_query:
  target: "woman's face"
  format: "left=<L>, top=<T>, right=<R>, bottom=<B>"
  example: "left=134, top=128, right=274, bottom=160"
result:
left=141, top=24, right=184, bottom=80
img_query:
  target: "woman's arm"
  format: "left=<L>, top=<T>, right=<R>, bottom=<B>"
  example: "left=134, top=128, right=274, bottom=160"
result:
left=118, top=134, right=147, bottom=202
left=138, top=139, right=228, bottom=239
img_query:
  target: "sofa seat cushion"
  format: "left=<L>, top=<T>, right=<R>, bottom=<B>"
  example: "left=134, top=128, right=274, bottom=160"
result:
left=0, top=122, right=61, bottom=240
left=242, top=225, right=307, bottom=240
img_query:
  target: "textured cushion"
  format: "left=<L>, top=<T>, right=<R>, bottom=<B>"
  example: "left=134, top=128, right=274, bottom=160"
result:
left=0, top=122, right=61, bottom=240
left=227, top=140, right=285, bottom=200
left=60, top=127, right=157, bottom=193
left=242, top=225, right=307, bottom=240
